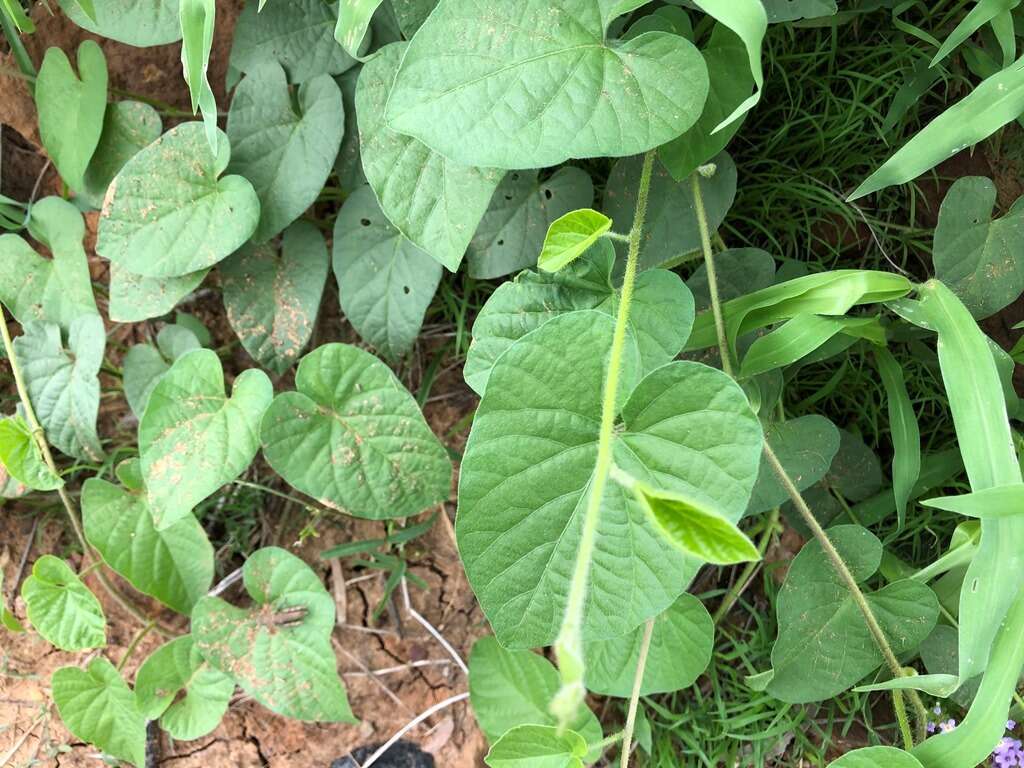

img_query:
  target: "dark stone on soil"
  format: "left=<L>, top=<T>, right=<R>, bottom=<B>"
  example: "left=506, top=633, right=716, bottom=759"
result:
left=330, top=740, right=435, bottom=768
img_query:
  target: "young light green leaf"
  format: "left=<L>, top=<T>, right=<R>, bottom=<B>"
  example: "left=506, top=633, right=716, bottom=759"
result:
left=123, top=325, right=202, bottom=417
left=261, top=343, right=451, bottom=519
left=14, top=316, right=105, bottom=461
left=335, top=0, right=382, bottom=56
left=933, top=177, right=1024, bottom=319
left=875, top=347, right=920, bottom=529
left=135, top=635, right=234, bottom=741
left=922, top=484, right=1024, bottom=518
left=221, top=220, right=329, bottom=375
left=191, top=546, right=356, bottom=722
left=139, top=349, right=273, bottom=528
left=828, top=747, right=925, bottom=768
left=179, top=0, right=218, bottom=151
left=739, top=315, right=884, bottom=378
left=108, top=264, right=209, bottom=323
left=80, top=101, right=163, bottom=210
left=57, top=0, right=182, bottom=46
left=227, top=61, right=343, bottom=242
left=385, top=0, right=710, bottom=169
left=458, top=311, right=763, bottom=647
left=331, top=186, right=442, bottom=362
left=228, top=0, right=358, bottom=87
left=689, top=0, right=765, bottom=131
left=762, top=525, right=938, bottom=703
left=747, top=415, right=840, bottom=514
left=52, top=659, right=146, bottom=768
left=687, top=247, right=776, bottom=308
left=635, top=483, right=759, bottom=564
left=82, top=469, right=214, bottom=613
left=485, top=725, right=588, bottom=768
left=0, top=416, right=62, bottom=491
left=356, top=42, right=502, bottom=271
left=22, top=555, right=106, bottom=651
left=35, top=41, right=108, bottom=191
left=850, top=58, right=1024, bottom=200
left=583, top=593, right=713, bottom=696
left=98, top=122, right=259, bottom=278
left=0, top=197, right=97, bottom=331
left=468, top=638, right=602, bottom=749
left=538, top=210, right=613, bottom=273
left=604, top=152, right=737, bottom=270
left=464, top=241, right=694, bottom=395
left=468, top=168, right=594, bottom=280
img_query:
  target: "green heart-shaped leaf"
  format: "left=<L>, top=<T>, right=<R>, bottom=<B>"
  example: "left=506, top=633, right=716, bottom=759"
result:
left=109, top=264, right=209, bottom=323
left=135, top=635, right=234, bottom=741
left=52, top=658, right=146, bottom=767
left=81, top=101, right=163, bottom=210
left=122, top=324, right=202, bottom=418
left=464, top=241, right=694, bottom=395
left=82, top=465, right=214, bottom=613
left=763, top=524, right=938, bottom=703
left=385, top=0, right=709, bottom=169
left=227, top=61, right=343, bottom=242
left=458, top=311, right=763, bottom=647
left=139, top=349, right=273, bottom=528
left=260, top=343, right=451, bottom=519
left=538, top=209, right=613, bottom=273
left=98, top=122, right=260, bottom=278
left=0, top=197, right=97, bottom=331
left=467, top=168, right=594, bottom=280
left=357, top=42, right=503, bottom=271
left=22, top=555, right=106, bottom=650
left=583, top=592, right=713, bottom=696
left=35, top=41, right=108, bottom=191
left=57, top=0, right=183, bottom=46
left=14, top=316, right=105, bottom=461
left=331, top=186, right=442, bottom=362
left=747, top=414, right=840, bottom=515
left=221, top=220, right=329, bottom=375
left=485, top=725, right=588, bottom=768
left=763, top=0, right=837, bottom=22
left=191, top=546, right=356, bottom=722
left=0, top=415, right=62, bottom=491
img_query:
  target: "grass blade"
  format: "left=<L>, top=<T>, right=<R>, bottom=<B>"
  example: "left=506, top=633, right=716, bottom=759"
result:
left=874, top=347, right=921, bottom=530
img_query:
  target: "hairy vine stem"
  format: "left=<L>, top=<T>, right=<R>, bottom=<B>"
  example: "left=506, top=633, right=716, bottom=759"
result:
left=690, top=172, right=928, bottom=745
left=620, top=618, right=655, bottom=768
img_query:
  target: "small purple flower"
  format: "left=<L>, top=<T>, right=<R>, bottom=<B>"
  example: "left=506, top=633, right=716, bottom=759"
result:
left=939, top=719, right=957, bottom=734
left=1009, top=720, right=1018, bottom=732
left=927, top=721, right=937, bottom=734
left=991, top=736, right=1024, bottom=768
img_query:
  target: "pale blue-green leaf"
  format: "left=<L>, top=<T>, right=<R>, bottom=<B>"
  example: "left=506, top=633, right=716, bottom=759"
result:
left=538, top=209, right=613, bottom=272
left=58, top=0, right=182, bottom=46
left=81, top=101, right=163, bottom=210
left=22, top=555, right=106, bottom=650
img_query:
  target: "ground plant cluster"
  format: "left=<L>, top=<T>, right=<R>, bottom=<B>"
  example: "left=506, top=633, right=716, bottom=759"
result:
left=1, top=0, right=1024, bottom=766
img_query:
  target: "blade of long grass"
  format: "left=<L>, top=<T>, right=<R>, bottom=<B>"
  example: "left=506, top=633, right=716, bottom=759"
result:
left=874, top=347, right=921, bottom=530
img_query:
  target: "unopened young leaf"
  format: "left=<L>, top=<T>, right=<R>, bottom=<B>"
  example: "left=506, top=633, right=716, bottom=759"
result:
left=538, top=209, right=613, bottom=273
left=52, top=659, right=146, bottom=767
left=331, top=186, right=442, bottom=362
left=191, top=546, right=356, bottom=722
left=81, top=101, right=163, bottom=210
left=0, top=416, right=62, bottom=491
left=179, top=0, right=218, bottom=151
left=22, top=555, right=106, bottom=651
left=139, top=349, right=273, bottom=528
left=261, top=343, right=451, bottom=519
left=57, top=0, right=182, bottom=46
left=221, top=220, right=329, bottom=374
left=875, top=347, right=920, bottom=529
left=98, top=122, right=260, bottom=278
left=485, top=725, right=588, bottom=768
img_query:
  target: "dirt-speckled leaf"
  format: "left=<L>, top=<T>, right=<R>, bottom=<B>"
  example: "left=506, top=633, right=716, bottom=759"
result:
left=464, top=240, right=694, bottom=395
left=604, top=152, right=736, bottom=270
left=82, top=468, right=214, bottom=613
left=486, top=725, right=588, bottom=768
left=14, top=316, right=104, bottom=461
left=357, top=43, right=501, bottom=271
left=828, top=747, right=924, bottom=768
left=22, top=555, right=105, bottom=651
left=81, top=101, right=163, bottom=209
left=52, top=659, right=145, bottom=767
left=538, top=209, right=612, bottom=273
left=0, top=416, right=62, bottom=491
left=227, top=61, right=343, bottom=242
left=139, top=349, right=272, bottom=528
left=932, top=177, right=1024, bottom=319
left=221, top=221, right=328, bottom=375
left=135, top=635, right=234, bottom=741
left=122, top=325, right=202, bottom=417
left=98, top=122, right=260, bottom=278
left=191, top=547, right=355, bottom=722
left=764, top=525, right=938, bottom=703
left=584, top=593, right=713, bottom=696
left=468, top=168, right=594, bottom=280
left=35, top=41, right=107, bottom=192
left=229, top=0, right=358, bottom=86
left=58, top=0, right=182, bottom=46
left=747, top=415, right=839, bottom=514
left=0, top=197, right=97, bottom=330
left=468, top=637, right=602, bottom=749
left=108, top=264, right=209, bottom=323
left=261, top=343, right=451, bottom=518
left=332, top=187, right=442, bottom=362
left=458, top=311, right=763, bottom=647
left=385, top=0, right=709, bottom=170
